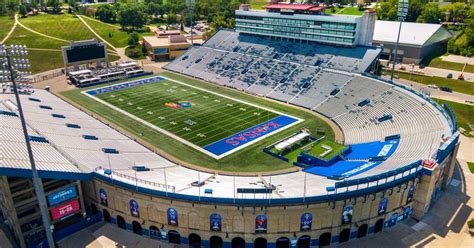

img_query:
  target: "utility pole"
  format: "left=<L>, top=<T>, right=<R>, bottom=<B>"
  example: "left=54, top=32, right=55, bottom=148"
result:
left=390, top=0, right=409, bottom=81
left=0, top=44, right=55, bottom=248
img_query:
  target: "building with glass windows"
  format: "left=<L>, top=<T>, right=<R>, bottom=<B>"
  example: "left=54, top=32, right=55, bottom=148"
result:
left=235, top=4, right=376, bottom=47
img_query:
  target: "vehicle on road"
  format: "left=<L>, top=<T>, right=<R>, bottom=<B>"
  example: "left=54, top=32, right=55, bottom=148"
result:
left=427, top=84, right=439, bottom=89
left=440, top=86, right=453, bottom=93
left=447, top=73, right=453, bottom=79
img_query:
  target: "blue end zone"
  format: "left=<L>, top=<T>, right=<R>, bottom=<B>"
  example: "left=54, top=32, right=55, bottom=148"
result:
left=203, top=115, right=299, bottom=157
left=304, top=139, right=399, bottom=178
left=85, top=76, right=165, bottom=96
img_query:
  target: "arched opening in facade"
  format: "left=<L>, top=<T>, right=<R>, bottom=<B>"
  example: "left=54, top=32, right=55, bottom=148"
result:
left=338, top=228, right=351, bottom=243
left=357, top=224, right=368, bottom=238
left=102, top=209, right=111, bottom=223
left=149, top=225, right=160, bottom=240
left=132, top=221, right=142, bottom=235
left=90, top=203, right=98, bottom=215
left=116, top=215, right=126, bottom=229
left=374, top=218, right=384, bottom=233
left=254, top=237, right=267, bottom=248
left=188, top=233, right=201, bottom=248
left=298, top=235, right=311, bottom=248
left=168, top=230, right=181, bottom=244
left=275, top=237, right=289, bottom=248
left=210, top=236, right=223, bottom=248
left=232, top=237, right=246, bottom=248
left=318, top=232, right=331, bottom=247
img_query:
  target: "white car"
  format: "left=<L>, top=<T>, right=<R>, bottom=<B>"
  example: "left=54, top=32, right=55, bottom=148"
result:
left=427, top=84, right=439, bottom=89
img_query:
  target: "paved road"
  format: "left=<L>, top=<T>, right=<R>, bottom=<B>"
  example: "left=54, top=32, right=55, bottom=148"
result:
left=384, top=75, right=474, bottom=105
left=390, top=63, right=474, bottom=82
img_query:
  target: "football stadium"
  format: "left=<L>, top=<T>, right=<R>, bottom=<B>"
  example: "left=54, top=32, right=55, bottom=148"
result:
left=0, top=4, right=461, bottom=248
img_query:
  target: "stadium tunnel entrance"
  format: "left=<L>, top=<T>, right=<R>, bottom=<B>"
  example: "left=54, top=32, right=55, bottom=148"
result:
left=339, top=228, right=350, bottom=243
left=116, top=215, right=126, bottom=229
left=374, top=218, right=384, bottom=233
left=276, top=237, right=289, bottom=248
left=232, top=237, right=246, bottom=248
left=102, top=209, right=111, bottom=223
left=254, top=237, right=267, bottom=248
left=357, top=224, right=368, bottom=238
left=168, top=230, right=181, bottom=244
left=210, top=236, right=223, bottom=248
left=189, top=233, right=202, bottom=248
left=318, top=232, right=331, bottom=247
left=298, top=235, right=311, bottom=248
left=132, top=221, right=142, bottom=235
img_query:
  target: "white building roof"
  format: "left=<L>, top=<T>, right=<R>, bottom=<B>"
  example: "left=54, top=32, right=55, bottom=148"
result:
left=373, top=20, right=452, bottom=47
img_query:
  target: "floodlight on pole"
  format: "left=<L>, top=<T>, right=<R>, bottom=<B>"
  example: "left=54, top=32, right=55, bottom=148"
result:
left=0, top=44, right=55, bottom=248
left=390, top=0, right=409, bottom=81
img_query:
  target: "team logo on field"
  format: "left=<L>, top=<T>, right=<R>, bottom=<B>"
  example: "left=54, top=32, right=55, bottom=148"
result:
left=164, top=101, right=193, bottom=109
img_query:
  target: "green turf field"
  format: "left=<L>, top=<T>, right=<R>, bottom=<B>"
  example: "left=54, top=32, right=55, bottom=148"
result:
left=91, top=78, right=286, bottom=148
left=63, top=72, right=335, bottom=172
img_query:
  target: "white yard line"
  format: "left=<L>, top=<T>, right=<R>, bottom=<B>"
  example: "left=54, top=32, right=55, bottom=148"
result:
left=82, top=75, right=304, bottom=159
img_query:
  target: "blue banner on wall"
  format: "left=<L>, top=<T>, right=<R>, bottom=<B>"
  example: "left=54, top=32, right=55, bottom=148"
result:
left=99, top=188, right=108, bottom=206
left=130, top=199, right=139, bottom=218
left=255, top=215, right=268, bottom=233
left=47, top=185, right=77, bottom=206
left=300, top=212, right=312, bottom=231
left=167, top=208, right=178, bottom=226
left=342, top=206, right=353, bottom=225
left=378, top=197, right=388, bottom=215
left=210, top=213, right=222, bottom=231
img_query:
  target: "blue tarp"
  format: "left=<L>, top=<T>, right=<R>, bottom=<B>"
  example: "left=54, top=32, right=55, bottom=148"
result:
left=345, top=139, right=399, bottom=160
left=304, top=161, right=382, bottom=178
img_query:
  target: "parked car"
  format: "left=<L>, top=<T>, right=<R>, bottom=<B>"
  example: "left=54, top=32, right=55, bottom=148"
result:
left=440, top=86, right=453, bottom=93
left=427, top=84, right=439, bottom=89
left=447, top=73, right=453, bottom=79
left=419, top=64, right=425, bottom=69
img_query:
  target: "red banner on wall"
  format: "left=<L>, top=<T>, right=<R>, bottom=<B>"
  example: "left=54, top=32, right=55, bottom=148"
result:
left=50, top=199, right=81, bottom=221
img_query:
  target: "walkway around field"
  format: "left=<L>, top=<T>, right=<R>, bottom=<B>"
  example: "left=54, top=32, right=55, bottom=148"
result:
left=441, top=55, right=474, bottom=66
left=393, top=63, right=474, bottom=82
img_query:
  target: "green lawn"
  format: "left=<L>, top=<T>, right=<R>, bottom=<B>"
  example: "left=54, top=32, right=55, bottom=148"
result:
left=392, top=71, right=474, bottom=95
left=433, top=98, right=474, bottom=137
left=338, top=7, right=364, bottom=16
left=277, top=139, right=346, bottom=163
left=61, top=72, right=335, bottom=172
left=249, top=0, right=269, bottom=10
left=324, top=6, right=342, bottom=15
left=19, top=13, right=96, bottom=41
left=468, top=162, right=474, bottom=174
left=0, top=16, right=15, bottom=41
left=5, top=25, right=68, bottom=49
left=28, top=50, right=64, bottom=73
left=427, top=57, right=474, bottom=74
left=82, top=16, right=153, bottom=48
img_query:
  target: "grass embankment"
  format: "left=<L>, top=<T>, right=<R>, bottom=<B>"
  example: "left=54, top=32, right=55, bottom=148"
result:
left=468, top=162, right=474, bottom=174
left=393, top=71, right=474, bottom=95
left=19, top=13, right=96, bottom=41
left=0, top=16, right=15, bottom=41
left=61, top=72, right=335, bottom=172
left=82, top=16, right=153, bottom=48
left=427, top=57, right=474, bottom=74
left=338, top=7, right=364, bottom=16
left=433, top=98, right=474, bottom=137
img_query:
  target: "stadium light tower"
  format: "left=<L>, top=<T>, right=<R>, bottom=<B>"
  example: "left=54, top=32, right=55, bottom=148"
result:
left=390, top=0, right=409, bottom=81
left=0, top=44, right=55, bottom=248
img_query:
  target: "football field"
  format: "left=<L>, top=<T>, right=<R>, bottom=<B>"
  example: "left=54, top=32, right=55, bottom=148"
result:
left=84, top=76, right=302, bottom=158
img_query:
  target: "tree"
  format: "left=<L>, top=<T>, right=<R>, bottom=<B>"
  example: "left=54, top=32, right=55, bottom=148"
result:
left=166, top=13, right=178, bottom=25
left=19, top=4, right=28, bottom=17
left=96, top=4, right=116, bottom=23
left=442, top=3, right=469, bottom=24
left=376, top=0, right=398, bottom=21
left=46, top=0, right=61, bottom=13
left=6, top=0, right=18, bottom=17
left=417, top=3, right=444, bottom=24
left=128, top=32, right=139, bottom=46
left=118, top=3, right=148, bottom=31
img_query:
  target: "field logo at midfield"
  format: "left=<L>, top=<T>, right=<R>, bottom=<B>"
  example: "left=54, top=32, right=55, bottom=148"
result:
left=164, top=101, right=192, bottom=109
